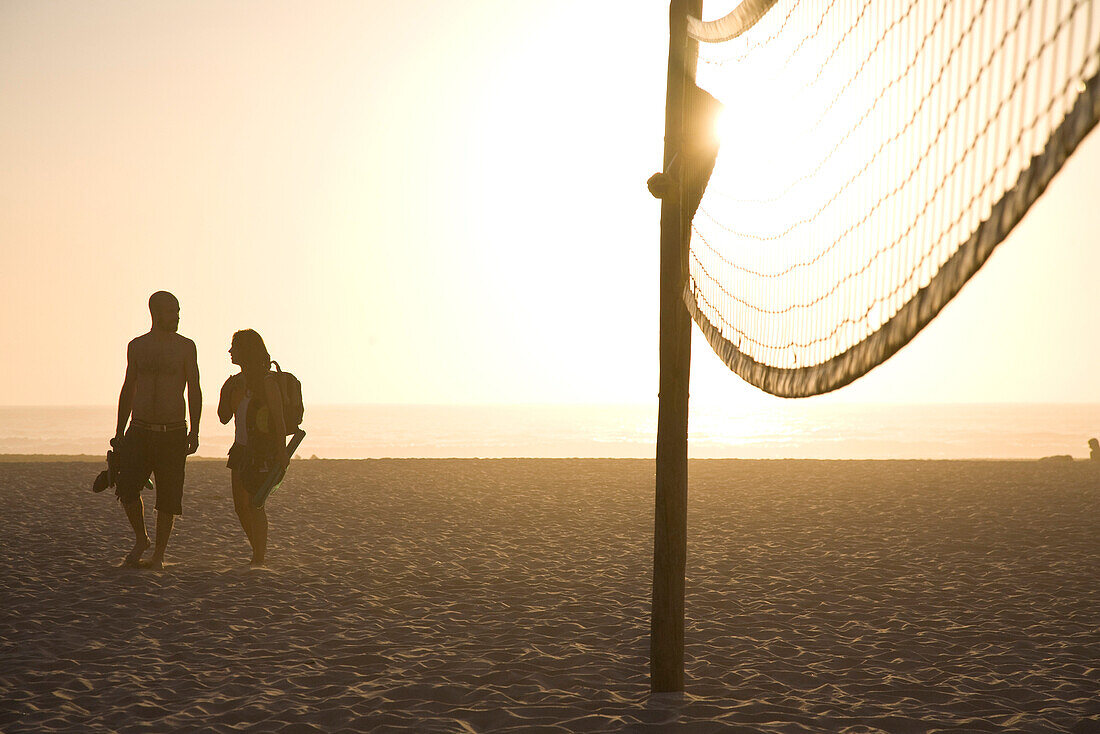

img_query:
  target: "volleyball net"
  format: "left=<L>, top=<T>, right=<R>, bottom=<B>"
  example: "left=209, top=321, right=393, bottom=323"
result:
left=682, top=0, right=1100, bottom=397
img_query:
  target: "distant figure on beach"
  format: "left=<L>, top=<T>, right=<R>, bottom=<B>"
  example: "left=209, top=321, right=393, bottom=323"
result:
left=218, top=329, right=289, bottom=567
left=1090, top=438, right=1099, bottom=461
left=113, top=291, right=201, bottom=568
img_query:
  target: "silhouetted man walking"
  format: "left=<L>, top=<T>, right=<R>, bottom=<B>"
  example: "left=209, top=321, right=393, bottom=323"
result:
left=114, top=291, right=201, bottom=568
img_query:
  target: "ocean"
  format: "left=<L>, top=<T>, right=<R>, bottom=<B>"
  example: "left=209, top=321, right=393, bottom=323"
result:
left=0, top=403, right=1095, bottom=460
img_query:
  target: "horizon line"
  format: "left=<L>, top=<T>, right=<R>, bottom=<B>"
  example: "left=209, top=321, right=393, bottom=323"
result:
left=1, top=400, right=1098, bottom=409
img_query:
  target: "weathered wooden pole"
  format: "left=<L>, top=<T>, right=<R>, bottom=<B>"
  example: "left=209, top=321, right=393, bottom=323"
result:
left=650, top=0, right=701, bottom=694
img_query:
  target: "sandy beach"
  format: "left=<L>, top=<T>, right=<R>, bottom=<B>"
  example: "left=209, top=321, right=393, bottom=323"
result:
left=0, top=458, right=1097, bottom=732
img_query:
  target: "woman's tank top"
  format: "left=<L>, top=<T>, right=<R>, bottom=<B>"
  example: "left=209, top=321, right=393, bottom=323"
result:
left=234, top=392, right=251, bottom=446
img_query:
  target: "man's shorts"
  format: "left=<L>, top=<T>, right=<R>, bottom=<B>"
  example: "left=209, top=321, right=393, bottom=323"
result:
left=115, top=426, right=188, bottom=516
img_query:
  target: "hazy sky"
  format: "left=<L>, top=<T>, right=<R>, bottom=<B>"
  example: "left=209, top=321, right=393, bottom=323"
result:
left=2, top=1, right=1098, bottom=408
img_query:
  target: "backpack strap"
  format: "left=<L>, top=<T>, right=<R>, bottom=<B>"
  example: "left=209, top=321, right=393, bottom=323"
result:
left=270, top=361, right=285, bottom=390
left=269, top=361, right=288, bottom=416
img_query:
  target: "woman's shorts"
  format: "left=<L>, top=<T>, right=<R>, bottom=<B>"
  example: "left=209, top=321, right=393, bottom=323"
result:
left=227, top=442, right=248, bottom=471
left=227, top=442, right=270, bottom=495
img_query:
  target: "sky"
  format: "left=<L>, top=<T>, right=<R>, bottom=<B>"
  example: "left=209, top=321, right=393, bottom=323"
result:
left=1, top=0, right=1098, bottom=408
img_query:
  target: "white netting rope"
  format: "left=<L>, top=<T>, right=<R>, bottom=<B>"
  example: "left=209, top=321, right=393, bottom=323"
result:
left=686, top=0, right=1100, bottom=396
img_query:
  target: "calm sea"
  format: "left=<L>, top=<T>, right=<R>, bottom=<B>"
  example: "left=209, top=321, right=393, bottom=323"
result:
left=0, top=403, right=1096, bottom=460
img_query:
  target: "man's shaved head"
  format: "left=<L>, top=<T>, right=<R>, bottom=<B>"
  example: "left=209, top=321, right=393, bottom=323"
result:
left=149, top=291, right=179, bottom=312
left=149, top=291, right=180, bottom=332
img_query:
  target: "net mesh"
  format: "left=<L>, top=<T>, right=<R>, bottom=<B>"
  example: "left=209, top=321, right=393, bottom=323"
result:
left=685, top=0, right=1100, bottom=397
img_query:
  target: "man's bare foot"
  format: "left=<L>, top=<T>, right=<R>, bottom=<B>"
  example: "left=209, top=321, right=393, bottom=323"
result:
left=122, top=536, right=150, bottom=568
left=140, top=555, right=164, bottom=570
left=249, top=556, right=265, bottom=568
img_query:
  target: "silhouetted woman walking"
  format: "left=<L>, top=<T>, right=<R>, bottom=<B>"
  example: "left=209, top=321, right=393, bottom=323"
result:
left=217, top=329, right=289, bottom=566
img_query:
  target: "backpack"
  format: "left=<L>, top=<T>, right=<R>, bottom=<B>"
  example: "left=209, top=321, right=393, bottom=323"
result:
left=271, top=361, right=304, bottom=435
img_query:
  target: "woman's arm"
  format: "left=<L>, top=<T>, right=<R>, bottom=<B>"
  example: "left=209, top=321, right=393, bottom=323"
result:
left=217, top=375, right=237, bottom=425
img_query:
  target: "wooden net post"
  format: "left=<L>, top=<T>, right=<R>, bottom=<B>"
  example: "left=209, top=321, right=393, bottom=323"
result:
left=650, top=0, right=701, bottom=694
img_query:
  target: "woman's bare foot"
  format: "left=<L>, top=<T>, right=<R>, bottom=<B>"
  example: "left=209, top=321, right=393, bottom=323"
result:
left=122, top=536, right=150, bottom=568
left=249, top=555, right=265, bottom=568
left=139, top=555, right=164, bottom=570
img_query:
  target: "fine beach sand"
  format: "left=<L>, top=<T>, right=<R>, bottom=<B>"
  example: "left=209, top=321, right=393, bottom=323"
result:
left=1, top=459, right=1097, bottom=733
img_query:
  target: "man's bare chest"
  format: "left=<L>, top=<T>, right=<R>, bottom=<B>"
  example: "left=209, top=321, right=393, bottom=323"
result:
left=133, top=343, right=185, bottom=378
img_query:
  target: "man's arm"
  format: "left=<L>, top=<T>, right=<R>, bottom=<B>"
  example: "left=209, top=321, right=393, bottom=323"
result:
left=115, top=343, right=136, bottom=442
left=185, top=339, right=202, bottom=454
